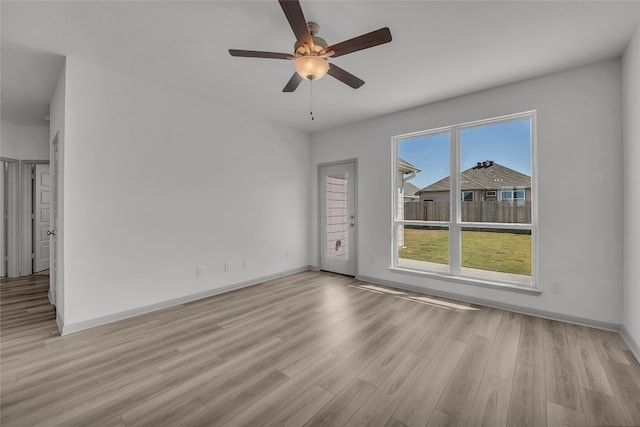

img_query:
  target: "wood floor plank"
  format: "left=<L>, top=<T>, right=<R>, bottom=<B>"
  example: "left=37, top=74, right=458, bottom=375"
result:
left=275, top=329, right=337, bottom=377
left=447, top=307, right=482, bottom=343
left=410, top=308, right=459, bottom=359
left=29, top=367, right=166, bottom=427
left=3, top=272, right=640, bottom=426
left=260, top=385, right=334, bottom=427
left=330, top=310, right=399, bottom=359
left=347, top=353, right=430, bottom=426
left=392, top=338, right=466, bottom=427
left=623, top=349, right=640, bottom=366
left=507, top=361, right=546, bottom=427
left=303, top=378, right=376, bottom=427
left=578, top=385, right=630, bottom=426
left=436, top=335, right=493, bottom=422
left=543, top=320, right=582, bottom=412
left=565, top=323, right=615, bottom=396
left=384, top=417, right=410, bottom=427
left=473, top=307, right=503, bottom=339
left=546, top=401, right=587, bottom=426
left=313, top=351, right=369, bottom=395
left=426, top=410, right=466, bottom=427
left=484, top=314, right=520, bottom=381
left=588, top=328, right=630, bottom=365
left=602, top=358, right=640, bottom=425
left=177, top=369, right=289, bottom=427
left=223, top=351, right=344, bottom=427
left=357, top=322, right=425, bottom=387
left=517, top=315, right=545, bottom=368
left=467, top=374, right=512, bottom=427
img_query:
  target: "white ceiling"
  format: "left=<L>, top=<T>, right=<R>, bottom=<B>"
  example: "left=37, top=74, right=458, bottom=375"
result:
left=2, top=1, right=640, bottom=133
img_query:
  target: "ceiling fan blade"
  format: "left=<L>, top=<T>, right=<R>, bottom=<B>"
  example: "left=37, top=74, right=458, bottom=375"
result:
left=279, top=0, right=312, bottom=46
left=228, top=49, right=291, bottom=60
left=283, top=73, right=303, bottom=92
left=327, top=64, right=365, bottom=89
left=326, top=27, right=392, bottom=58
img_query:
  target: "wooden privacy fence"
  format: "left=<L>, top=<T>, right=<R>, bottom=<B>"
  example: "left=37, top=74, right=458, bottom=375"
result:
left=404, top=201, right=532, bottom=223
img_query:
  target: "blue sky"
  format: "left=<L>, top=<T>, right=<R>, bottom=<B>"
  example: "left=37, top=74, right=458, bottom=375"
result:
left=399, top=118, right=532, bottom=189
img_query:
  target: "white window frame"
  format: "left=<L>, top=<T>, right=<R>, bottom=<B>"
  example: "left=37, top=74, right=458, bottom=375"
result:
left=461, top=191, right=474, bottom=201
left=391, top=111, right=538, bottom=291
left=498, top=188, right=526, bottom=202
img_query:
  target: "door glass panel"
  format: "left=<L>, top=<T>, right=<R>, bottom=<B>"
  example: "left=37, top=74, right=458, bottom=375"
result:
left=326, top=173, right=348, bottom=259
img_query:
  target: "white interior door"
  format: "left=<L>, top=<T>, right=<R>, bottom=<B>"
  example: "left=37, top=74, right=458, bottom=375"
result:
left=33, top=164, right=51, bottom=272
left=319, top=161, right=356, bottom=276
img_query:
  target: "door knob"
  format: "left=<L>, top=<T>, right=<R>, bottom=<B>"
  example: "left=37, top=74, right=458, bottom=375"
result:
left=47, top=230, right=56, bottom=236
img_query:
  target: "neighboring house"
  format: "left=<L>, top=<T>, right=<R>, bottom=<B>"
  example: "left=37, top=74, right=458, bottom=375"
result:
left=417, top=160, right=531, bottom=202
left=403, top=182, right=421, bottom=202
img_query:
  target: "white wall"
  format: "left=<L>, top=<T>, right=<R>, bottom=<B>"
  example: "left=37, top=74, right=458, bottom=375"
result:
left=622, top=25, right=640, bottom=352
left=62, top=57, right=310, bottom=327
left=1, top=120, right=20, bottom=158
left=310, top=60, right=623, bottom=326
left=0, top=120, right=49, bottom=160
left=19, top=125, right=50, bottom=160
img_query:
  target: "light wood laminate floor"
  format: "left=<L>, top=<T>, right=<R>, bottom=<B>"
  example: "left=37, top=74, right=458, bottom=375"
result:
left=2, top=271, right=640, bottom=426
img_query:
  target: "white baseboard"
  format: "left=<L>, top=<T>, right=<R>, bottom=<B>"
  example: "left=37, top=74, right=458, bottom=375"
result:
left=61, top=266, right=312, bottom=336
left=48, top=288, right=55, bottom=306
left=56, top=310, right=64, bottom=333
left=356, top=274, right=621, bottom=332
left=620, top=324, right=640, bottom=364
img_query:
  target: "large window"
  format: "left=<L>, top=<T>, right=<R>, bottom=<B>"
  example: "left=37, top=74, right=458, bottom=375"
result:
left=393, top=112, right=536, bottom=287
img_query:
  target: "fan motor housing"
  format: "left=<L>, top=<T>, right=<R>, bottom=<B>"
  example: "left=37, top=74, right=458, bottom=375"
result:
left=295, top=22, right=328, bottom=55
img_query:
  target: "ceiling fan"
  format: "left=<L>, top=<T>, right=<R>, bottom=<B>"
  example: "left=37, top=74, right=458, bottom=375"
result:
left=229, top=0, right=392, bottom=92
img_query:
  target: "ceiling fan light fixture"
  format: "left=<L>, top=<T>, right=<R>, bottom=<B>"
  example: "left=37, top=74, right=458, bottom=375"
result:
left=294, top=55, right=329, bottom=81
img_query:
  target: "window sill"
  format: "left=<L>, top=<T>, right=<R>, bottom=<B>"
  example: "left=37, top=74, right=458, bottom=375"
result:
left=388, top=266, right=543, bottom=295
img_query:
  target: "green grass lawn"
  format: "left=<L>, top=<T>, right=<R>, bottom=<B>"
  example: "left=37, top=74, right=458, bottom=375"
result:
left=399, top=228, right=531, bottom=276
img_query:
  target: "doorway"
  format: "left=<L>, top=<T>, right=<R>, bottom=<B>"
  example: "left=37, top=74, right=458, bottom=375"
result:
left=318, top=160, right=357, bottom=276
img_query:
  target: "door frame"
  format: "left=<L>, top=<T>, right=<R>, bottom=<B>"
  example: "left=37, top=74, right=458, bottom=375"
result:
left=19, top=160, right=50, bottom=277
left=317, top=159, right=358, bottom=276
left=1, top=157, right=20, bottom=278
left=50, top=132, right=63, bottom=321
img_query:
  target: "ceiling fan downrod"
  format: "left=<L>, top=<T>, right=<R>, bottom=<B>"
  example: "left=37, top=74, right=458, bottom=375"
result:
left=310, top=79, right=315, bottom=121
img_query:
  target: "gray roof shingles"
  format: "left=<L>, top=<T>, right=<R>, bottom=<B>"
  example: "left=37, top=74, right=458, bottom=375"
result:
left=418, top=162, right=530, bottom=193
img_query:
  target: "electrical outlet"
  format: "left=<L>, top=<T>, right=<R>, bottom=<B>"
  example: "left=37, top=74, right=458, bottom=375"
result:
left=242, top=259, right=248, bottom=269
left=195, top=267, right=202, bottom=277
left=286, top=252, right=290, bottom=259
left=551, top=281, right=561, bottom=294
left=224, top=262, right=230, bottom=272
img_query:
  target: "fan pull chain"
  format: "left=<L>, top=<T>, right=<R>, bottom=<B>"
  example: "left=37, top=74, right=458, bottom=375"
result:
left=310, top=79, right=314, bottom=121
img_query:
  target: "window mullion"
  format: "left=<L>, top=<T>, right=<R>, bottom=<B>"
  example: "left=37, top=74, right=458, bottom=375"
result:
left=449, top=127, right=461, bottom=275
